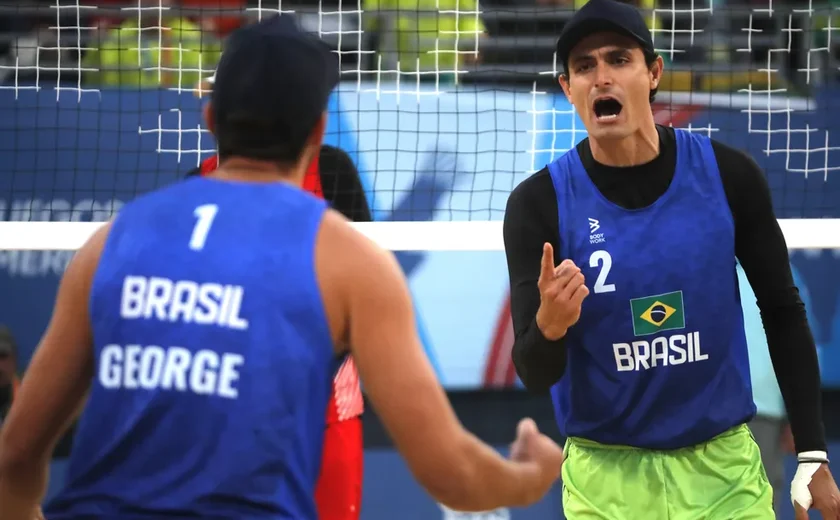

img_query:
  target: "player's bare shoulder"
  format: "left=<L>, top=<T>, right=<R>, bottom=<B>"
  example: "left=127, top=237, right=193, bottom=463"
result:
left=316, top=208, right=394, bottom=267
left=75, top=221, right=114, bottom=280
left=314, top=209, right=402, bottom=351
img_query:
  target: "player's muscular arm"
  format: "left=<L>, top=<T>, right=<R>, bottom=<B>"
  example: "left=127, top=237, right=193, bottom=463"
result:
left=714, top=141, right=826, bottom=454
left=504, top=170, right=573, bottom=393
left=0, top=223, right=110, bottom=520
left=316, top=211, right=563, bottom=512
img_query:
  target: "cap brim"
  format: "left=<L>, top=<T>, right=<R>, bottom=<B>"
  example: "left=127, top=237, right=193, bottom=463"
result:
left=556, top=19, right=651, bottom=70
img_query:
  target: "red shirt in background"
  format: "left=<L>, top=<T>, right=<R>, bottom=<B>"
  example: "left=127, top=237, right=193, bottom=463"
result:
left=180, top=0, right=246, bottom=37
left=93, top=0, right=245, bottom=36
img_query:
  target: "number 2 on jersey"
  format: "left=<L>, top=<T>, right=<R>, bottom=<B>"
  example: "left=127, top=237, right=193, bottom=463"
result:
left=189, top=204, right=219, bottom=251
left=589, top=250, right=615, bottom=294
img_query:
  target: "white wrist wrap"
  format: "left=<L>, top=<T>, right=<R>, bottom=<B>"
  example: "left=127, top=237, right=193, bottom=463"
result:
left=791, top=451, right=829, bottom=510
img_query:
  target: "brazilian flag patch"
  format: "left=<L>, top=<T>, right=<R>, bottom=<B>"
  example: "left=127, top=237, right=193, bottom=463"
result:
left=629, top=291, right=686, bottom=336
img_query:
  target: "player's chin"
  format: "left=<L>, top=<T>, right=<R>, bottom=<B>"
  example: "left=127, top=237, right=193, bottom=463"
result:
left=586, top=119, right=631, bottom=140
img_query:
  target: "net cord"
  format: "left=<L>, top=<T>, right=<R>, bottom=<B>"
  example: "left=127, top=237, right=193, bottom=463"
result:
left=1, top=220, right=839, bottom=251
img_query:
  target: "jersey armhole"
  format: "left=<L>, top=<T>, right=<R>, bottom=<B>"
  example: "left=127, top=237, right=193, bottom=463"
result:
left=547, top=157, right=575, bottom=260
left=697, top=134, right=734, bottom=230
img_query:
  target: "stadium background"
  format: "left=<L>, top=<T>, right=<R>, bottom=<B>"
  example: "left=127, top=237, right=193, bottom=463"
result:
left=2, top=0, right=840, bottom=518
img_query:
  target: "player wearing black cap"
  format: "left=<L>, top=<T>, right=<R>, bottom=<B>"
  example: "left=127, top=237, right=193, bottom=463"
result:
left=0, top=14, right=564, bottom=519
left=503, top=0, right=840, bottom=518
left=189, top=69, right=371, bottom=520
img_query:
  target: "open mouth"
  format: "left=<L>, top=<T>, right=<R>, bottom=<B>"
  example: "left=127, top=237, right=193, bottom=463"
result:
left=593, top=97, right=623, bottom=122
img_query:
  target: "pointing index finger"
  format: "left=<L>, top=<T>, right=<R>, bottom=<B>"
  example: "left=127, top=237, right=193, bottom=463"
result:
left=540, top=242, right=555, bottom=281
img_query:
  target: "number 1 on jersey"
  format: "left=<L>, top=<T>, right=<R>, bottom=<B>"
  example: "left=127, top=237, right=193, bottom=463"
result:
left=190, top=204, right=219, bottom=251
left=589, top=250, right=616, bottom=294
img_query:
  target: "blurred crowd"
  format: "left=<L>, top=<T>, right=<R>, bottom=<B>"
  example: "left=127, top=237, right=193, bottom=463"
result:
left=0, top=0, right=487, bottom=88
left=2, top=0, right=236, bottom=89
left=0, top=0, right=837, bottom=99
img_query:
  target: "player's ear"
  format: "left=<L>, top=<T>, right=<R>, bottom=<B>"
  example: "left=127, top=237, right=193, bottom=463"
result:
left=558, top=74, right=572, bottom=102
left=649, top=54, right=664, bottom=91
left=202, top=102, right=216, bottom=136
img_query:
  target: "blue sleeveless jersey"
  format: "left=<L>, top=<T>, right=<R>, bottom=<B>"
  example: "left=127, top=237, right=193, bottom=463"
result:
left=45, top=177, right=337, bottom=519
left=548, top=130, right=756, bottom=450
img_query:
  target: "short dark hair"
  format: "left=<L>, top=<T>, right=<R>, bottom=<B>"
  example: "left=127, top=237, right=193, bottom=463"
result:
left=561, top=48, right=660, bottom=104
left=213, top=109, right=320, bottom=165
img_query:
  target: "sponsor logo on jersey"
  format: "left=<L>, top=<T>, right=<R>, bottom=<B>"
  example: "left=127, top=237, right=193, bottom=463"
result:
left=588, top=217, right=605, bottom=244
left=630, top=291, right=685, bottom=336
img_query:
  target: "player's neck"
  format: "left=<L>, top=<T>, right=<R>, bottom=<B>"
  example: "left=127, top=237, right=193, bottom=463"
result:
left=589, top=122, right=659, bottom=168
left=211, top=159, right=305, bottom=187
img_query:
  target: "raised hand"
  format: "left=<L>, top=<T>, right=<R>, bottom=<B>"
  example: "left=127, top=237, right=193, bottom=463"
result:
left=536, top=243, right=589, bottom=340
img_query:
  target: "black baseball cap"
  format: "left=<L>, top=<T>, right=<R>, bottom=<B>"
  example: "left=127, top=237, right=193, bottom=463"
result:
left=211, top=14, right=340, bottom=159
left=556, top=0, right=655, bottom=72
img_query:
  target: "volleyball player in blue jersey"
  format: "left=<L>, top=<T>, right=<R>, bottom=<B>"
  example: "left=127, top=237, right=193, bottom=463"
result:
left=503, top=0, right=840, bottom=518
left=0, top=15, right=564, bottom=519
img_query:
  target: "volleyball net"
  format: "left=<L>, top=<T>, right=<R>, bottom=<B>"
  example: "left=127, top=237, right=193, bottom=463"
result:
left=0, top=0, right=839, bottom=252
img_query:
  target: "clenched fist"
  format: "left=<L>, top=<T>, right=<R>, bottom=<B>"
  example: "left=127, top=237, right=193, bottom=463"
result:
left=536, top=243, right=589, bottom=340
left=509, top=418, right=565, bottom=506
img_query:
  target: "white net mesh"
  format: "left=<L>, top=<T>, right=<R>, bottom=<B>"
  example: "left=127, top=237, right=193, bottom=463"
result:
left=0, top=0, right=837, bottom=230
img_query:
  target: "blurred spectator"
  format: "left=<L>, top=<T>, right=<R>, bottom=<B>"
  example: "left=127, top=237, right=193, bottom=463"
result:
left=1, top=1, right=77, bottom=86
left=81, top=0, right=222, bottom=89
left=536, top=0, right=655, bottom=24
left=579, top=0, right=657, bottom=31
left=90, top=0, right=130, bottom=31
left=811, top=0, right=840, bottom=82
left=0, top=4, right=38, bottom=60
left=363, top=0, right=486, bottom=85
left=0, top=326, right=19, bottom=426
left=181, top=0, right=246, bottom=37
left=91, top=0, right=244, bottom=35
left=536, top=0, right=663, bottom=61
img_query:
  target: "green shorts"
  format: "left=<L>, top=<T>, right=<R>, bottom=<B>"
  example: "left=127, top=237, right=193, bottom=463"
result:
left=561, top=424, right=775, bottom=520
